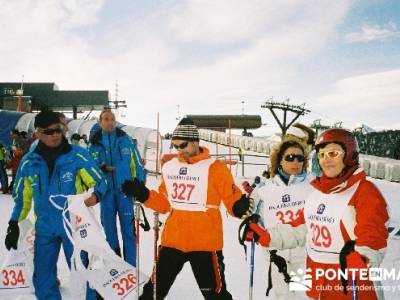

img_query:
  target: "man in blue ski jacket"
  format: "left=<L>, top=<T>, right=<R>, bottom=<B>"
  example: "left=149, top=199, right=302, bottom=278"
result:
left=4, top=110, right=107, bottom=300
left=89, top=109, right=144, bottom=266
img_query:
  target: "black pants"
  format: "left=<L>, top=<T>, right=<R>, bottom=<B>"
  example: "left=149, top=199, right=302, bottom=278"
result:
left=0, top=160, right=8, bottom=192
left=140, top=247, right=233, bottom=300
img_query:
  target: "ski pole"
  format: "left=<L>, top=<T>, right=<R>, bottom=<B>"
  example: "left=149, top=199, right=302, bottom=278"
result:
left=249, top=238, right=255, bottom=300
left=153, top=212, right=159, bottom=300
left=352, top=278, right=357, bottom=300
left=135, top=201, right=141, bottom=300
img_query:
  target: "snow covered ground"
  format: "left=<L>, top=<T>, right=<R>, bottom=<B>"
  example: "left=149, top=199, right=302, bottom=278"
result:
left=1, top=140, right=399, bottom=299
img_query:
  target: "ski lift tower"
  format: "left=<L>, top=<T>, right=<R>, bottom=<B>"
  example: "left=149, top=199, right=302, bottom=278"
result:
left=332, top=121, right=343, bottom=128
left=310, top=119, right=331, bottom=136
left=107, top=82, right=127, bottom=120
left=261, top=98, right=310, bottom=135
left=107, top=99, right=127, bottom=118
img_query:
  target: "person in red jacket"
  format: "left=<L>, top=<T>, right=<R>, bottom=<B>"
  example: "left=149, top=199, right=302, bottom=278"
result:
left=247, top=128, right=389, bottom=300
left=6, top=145, right=25, bottom=192
left=122, top=118, right=252, bottom=300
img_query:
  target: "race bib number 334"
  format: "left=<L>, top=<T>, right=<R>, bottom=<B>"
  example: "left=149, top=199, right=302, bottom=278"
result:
left=1, top=269, right=27, bottom=288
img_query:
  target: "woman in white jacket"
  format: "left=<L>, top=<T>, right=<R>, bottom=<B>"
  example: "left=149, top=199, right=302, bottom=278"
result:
left=251, top=136, right=313, bottom=299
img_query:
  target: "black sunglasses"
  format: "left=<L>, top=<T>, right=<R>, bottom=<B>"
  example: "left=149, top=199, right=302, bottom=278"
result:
left=172, top=141, right=189, bottom=150
left=284, top=154, right=305, bottom=162
left=40, top=127, right=63, bottom=135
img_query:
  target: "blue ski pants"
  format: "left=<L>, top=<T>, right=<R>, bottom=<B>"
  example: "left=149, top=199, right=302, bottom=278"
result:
left=33, top=233, right=96, bottom=300
left=100, top=189, right=136, bottom=266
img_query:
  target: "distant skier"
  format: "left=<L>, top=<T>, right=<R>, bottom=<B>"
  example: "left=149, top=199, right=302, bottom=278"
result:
left=0, top=143, right=8, bottom=193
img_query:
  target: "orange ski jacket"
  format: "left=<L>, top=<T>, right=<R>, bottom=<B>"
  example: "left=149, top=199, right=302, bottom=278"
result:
left=145, top=146, right=242, bottom=252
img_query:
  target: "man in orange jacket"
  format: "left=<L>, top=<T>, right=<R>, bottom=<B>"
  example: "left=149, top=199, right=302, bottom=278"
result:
left=122, top=118, right=252, bottom=300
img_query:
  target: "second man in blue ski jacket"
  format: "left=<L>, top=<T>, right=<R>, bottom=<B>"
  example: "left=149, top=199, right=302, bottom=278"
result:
left=89, top=109, right=144, bottom=266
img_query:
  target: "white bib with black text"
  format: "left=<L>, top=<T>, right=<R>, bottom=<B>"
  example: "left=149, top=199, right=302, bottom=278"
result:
left=258, top=179, right=311, bottom=227
left=305, top=182, right=360, bottom=264
left=162, top=158, right=215, bottom=212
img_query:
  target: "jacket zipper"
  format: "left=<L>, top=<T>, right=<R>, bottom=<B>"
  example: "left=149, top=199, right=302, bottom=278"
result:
left=57, top=169, right=61, bottom=192
left=38, top=174, right=42, bottom=195
left=108, top=133, right=116, bottom=188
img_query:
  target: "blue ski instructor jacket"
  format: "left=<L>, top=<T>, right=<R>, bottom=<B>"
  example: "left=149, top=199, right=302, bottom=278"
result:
left=10, top=144, right=107, bottom=234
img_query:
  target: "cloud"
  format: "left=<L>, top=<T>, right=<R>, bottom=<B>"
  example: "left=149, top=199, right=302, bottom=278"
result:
left=309, top=69, right=400, bottom=129
left=345, top=22, right=400, bottom=43
left=60, top=0, right=105, bottom=28
left=0, top=0, right=107, bottom=86
left=167, top=1, right=296, bottom=43
left=9, top=0, right=398, bottom=136
left=88, top=0, right=350, bottom=132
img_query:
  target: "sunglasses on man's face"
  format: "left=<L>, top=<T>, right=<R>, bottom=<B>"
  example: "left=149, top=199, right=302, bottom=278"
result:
left=317, top=150, right=344, bottom=160
left=284, top=154, right=305, bottom=162
left=40, top=127, right=63, bottom=135
left=172, top=141, right=189, bottom=150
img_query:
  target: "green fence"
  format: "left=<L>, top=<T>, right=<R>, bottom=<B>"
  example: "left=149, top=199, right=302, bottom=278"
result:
left=356, top=130, right=400, bottom=160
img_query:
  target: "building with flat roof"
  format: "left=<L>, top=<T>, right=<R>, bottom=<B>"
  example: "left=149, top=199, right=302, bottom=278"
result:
left=0, top=82, right=109, bottom=118
left=186, top=114, right=262, bottom=133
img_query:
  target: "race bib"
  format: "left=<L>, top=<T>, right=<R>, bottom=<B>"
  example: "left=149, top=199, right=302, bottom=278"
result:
left=82, top=259, right=147, bottom=299
left=0, top=219, right=35, bottom=295
left=305, top=182, right=359, bottom=264
left=50, top=190, right=149, bottom=299
left=258, top=181, right=310, bottom=227
left=163, top=158, right=214, bottom=211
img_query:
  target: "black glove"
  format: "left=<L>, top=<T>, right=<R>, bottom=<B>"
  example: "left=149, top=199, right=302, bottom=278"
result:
left=5, top=220, right=19, bottom=251
left=233, top=194, right=254, bottom=218
left=122, top=178, right=149, bottom=203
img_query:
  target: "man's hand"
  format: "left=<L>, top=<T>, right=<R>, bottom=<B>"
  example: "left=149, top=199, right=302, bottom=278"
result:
left=84, top=194, right=98, bottom=207
left=100, top=164, right=115, bottom=173
left=122, top=179, right=149, bottom=203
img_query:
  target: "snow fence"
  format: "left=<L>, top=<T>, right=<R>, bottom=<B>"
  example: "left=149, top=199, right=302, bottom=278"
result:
left=200, top=129, right=400, bottom=182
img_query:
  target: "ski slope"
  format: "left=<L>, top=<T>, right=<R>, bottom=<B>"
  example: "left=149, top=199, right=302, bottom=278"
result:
left=0, top=139, right=399, bottom=299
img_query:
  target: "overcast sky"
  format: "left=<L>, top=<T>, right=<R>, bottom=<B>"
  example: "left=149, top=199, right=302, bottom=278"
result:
left=0, top=0, right=399, bottom=135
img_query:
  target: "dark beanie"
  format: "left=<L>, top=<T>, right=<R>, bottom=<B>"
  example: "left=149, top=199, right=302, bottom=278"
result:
left=172, top=118, right=199, bottom=142
left=34, top=110, right=61, bottom=128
